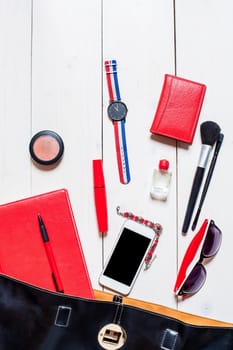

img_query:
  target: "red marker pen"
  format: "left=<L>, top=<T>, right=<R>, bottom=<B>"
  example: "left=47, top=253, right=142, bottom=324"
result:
left=38, top=214, right=64, bottom=293
left=93, top=159, right=108, bottom=235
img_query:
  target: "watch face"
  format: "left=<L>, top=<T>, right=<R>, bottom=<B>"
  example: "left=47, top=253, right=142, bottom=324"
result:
left=107, top=101, right=128, bottom=121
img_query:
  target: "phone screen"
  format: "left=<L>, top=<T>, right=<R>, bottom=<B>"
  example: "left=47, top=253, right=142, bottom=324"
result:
left=103, top=227, right=151, bottom=286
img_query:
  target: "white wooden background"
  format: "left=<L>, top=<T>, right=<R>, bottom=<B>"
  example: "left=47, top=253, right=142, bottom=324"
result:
left=0, top=0, right=232, bottom=324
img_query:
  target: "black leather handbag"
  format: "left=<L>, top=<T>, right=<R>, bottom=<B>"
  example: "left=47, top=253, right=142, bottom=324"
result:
left=0, top=273, right=232, bottom=350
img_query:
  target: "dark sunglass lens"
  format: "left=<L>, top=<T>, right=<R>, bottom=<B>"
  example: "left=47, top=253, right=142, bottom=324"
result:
left=202, top=221, right=222, bottom=258
left=179, top=264, right=206, bottom=295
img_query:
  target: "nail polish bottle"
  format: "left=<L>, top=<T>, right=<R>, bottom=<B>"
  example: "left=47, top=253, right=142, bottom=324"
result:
left=150, top=159, right=171, bottom=201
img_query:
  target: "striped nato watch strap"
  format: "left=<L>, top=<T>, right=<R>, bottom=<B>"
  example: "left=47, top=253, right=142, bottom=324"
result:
left=105, top=59, right=131, bottom=184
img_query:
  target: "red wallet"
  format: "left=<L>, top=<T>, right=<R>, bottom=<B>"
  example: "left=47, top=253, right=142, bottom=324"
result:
left=150, top=74, right=206, bottom=144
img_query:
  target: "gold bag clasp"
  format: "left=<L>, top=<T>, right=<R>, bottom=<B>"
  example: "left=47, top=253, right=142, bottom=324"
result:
left=98, top=323, right=127, bottom=350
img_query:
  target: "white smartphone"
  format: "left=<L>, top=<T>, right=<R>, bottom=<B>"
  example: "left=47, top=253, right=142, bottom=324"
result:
left=99, top=219, right=155, bottom=296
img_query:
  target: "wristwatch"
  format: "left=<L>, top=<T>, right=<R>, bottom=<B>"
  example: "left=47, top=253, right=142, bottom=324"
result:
left=105, top=60, right=131, bottom=184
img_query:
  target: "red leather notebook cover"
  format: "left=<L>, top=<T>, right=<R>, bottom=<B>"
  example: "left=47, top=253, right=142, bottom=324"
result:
left=150, top=74, right=206, bottom=144
left=0, top=189, right=94, bottom=299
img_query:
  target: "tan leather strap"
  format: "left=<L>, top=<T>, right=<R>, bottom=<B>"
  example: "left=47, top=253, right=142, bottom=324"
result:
left=94, top=289, right=233, bottom=327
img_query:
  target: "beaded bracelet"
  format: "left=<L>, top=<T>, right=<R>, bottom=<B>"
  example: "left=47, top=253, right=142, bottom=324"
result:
left=116, top=206, right=163, bottom=270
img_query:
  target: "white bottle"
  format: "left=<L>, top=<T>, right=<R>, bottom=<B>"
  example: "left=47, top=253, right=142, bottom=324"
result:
left=150, top=159, right=171, bottom=201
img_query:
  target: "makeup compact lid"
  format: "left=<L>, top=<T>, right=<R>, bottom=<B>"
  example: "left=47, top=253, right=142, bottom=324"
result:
left=29, top=130, right=64, bottom=166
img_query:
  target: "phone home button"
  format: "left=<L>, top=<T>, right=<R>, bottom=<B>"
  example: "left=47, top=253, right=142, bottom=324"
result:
left=98, top=323, right=127, bottom=349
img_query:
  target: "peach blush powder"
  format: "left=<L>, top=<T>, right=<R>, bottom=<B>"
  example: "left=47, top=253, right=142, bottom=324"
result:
left=33, top=135, right=60, bottom=161
left=29, top=130, right=64, bottom=166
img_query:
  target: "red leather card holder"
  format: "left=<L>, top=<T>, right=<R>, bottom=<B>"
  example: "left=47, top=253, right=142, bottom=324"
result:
left=150, top=74, right=206, bottom=144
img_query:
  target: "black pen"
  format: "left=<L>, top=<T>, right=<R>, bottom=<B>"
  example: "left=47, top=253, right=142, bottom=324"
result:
left=38, top=214, right=64, bottom=293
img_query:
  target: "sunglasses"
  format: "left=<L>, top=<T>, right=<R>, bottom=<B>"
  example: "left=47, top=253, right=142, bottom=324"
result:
left=174, top=219, right=222, bottom=296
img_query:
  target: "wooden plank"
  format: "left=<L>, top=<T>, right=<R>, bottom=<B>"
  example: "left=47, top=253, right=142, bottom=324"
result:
left=102, top=0, right=177, bottom=307
left=176, top=0, right=233, bottom=322
left=31, top=0, right=102, bottom=287
left=0, top=0, right=31, bottom=202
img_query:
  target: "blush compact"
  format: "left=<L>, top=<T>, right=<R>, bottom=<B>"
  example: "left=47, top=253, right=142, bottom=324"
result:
left=29, top=130, right=64, bottom=166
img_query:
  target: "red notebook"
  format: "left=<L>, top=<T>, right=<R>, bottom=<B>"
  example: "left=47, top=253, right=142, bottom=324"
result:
left=0, top=189, right=94, bottom=299
left=150, top=74, right=206, bottom=144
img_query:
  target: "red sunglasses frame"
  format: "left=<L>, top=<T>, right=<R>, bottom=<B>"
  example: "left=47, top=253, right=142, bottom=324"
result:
left=174, top=219, right=208, bottom=295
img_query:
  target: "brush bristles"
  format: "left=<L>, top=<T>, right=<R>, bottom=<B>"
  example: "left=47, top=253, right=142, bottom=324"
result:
left=200, top=121, right=221, bottom=146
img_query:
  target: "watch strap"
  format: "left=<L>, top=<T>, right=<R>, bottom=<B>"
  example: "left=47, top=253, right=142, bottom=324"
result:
left=105, top=60, right=131, bottom=184
left=105, top=59, right=121, bottom=101
left=114, top=120, right=130, bottom=184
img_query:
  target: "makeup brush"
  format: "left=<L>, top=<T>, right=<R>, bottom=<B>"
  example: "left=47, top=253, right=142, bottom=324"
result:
left=182, top=121, right=221, bottom=234
left=191, top=132, right=224, bottom=231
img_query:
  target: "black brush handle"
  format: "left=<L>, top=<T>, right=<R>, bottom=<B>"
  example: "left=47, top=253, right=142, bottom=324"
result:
left=182, top=167, right=205, bottom=233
